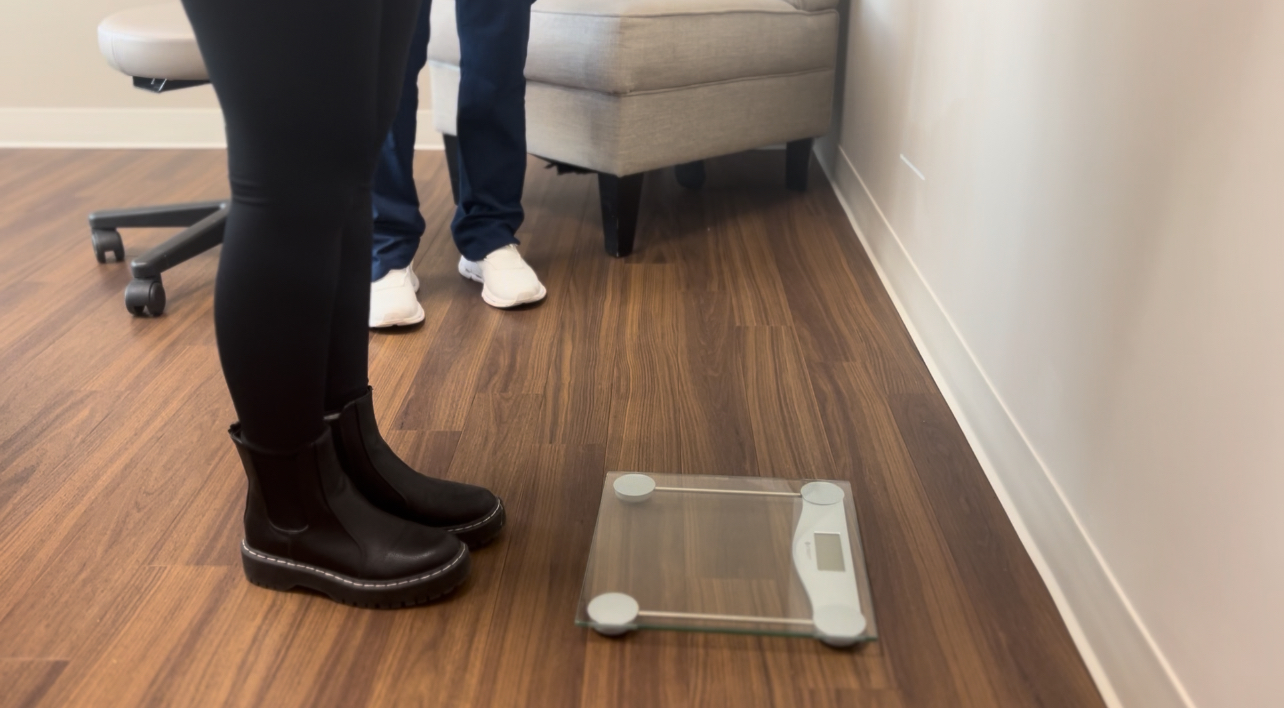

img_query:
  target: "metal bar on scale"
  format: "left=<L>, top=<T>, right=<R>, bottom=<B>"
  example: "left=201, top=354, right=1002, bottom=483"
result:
left=651, top=486, right=802, bottom=498
left=636, top=609, right=814, bottom=626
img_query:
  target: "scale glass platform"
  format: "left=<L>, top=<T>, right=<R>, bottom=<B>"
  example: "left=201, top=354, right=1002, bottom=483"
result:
left=576, top=472, right=877, bottom=647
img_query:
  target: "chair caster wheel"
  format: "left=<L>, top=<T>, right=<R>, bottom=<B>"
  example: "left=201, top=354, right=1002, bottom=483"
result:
left=91, top=228, right=124, bottom=264
left=675, top=161, right=706, bottom=190
left=124, top=277, right=166, bottom=317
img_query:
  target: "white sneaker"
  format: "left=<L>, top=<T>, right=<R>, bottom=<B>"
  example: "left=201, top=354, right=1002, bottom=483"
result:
left=458, top=244, right=547, bottom=308
left=369, top=266, right=425, bottom=328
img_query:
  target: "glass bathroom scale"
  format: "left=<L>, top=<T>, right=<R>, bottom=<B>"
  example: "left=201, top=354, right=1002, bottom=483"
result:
left=576, top=472, right=878, bottom=647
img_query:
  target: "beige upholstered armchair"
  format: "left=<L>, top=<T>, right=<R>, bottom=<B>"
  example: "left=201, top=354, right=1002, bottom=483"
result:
left=429, top=0, right=840, bottom=256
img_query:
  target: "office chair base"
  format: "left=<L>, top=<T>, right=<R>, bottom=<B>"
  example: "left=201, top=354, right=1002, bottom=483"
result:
left=91, top=229, right=125, bottom=264
left=125, top=277, right=166, bottom=317
left=88, top=199, right=229, bottom=317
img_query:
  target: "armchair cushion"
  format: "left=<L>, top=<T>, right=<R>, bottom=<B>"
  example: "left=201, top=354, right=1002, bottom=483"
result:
left=429, top=0, right=838, bottom=95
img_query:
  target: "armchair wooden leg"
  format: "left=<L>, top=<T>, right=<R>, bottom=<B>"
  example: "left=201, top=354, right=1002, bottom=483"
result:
left=785, top=138, right=813, bottom=192
left=598, top=172, right=645, bottom=257
left=443, top=133, right=461, bottom=205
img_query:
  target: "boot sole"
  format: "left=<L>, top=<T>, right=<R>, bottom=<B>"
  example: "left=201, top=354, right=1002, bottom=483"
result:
left=240, top=541, right=470, bottom=608
left=444, top=498, right=506, bottom=550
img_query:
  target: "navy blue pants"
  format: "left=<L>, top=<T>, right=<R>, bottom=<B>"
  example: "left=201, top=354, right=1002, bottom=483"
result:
left=370, top=0, right=530, bottom=280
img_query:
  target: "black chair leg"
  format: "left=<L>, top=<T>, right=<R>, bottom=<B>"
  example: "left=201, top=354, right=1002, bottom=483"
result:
left=674, top=160, right=706, bottom=190
left=598, top=172, right=645, bottom=258
left=124, top=204, right=228, bottom=317
left=128, top=205, right=228, bottom=280
left=89, top=200, right=226, bottom=230
left=443, top=133, right=461, bottom=205
left=88, top=199, right=229, bottom=317
left=786, top=138, right=814, bottom=192
left=88, top=199, right=226, bottom=264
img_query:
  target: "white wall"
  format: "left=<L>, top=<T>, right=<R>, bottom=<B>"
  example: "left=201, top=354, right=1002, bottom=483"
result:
left=0, top=0, right=438, bottom=147
left=818, top=1, right=1284, bottom=707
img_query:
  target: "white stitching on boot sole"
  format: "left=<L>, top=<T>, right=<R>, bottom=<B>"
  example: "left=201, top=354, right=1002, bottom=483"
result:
left=443, top=499, right=504, bottom=533
left=241, top=541, right=466, bottom=588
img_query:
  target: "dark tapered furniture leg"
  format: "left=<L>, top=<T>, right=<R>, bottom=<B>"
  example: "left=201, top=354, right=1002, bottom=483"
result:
left=674, top=160, right=706, bottom=190
left=443, top=133, right=461, bottom=205
left=597, top=172, right=645, bottom=258
left=786, top=138, right=814, bottom=192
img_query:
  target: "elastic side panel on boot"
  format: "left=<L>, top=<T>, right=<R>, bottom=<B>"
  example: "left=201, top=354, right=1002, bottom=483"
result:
left=229, top=428, right=310, bottom=532
left=342, top=392, right=412, bottom=508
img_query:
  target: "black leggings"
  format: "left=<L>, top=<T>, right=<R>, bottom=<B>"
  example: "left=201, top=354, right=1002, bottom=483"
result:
left=181, top=0, right=420, bottom=450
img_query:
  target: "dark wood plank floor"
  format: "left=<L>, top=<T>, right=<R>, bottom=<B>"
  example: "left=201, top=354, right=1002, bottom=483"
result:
left=0, top=148, right=1104, bottom=708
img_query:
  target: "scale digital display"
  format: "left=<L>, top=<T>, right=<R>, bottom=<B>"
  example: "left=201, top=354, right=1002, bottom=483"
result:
left=814, top=532, right=845, bottom=572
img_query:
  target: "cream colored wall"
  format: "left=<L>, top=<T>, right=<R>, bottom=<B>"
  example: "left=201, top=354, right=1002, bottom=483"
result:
left=818, top=1, right=1283, bottom=707
left=0, top=0, right=217, bottom=108
left=0, top=0, right=438, bottom=146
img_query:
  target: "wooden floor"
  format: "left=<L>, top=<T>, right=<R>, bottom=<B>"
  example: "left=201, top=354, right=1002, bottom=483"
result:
left=0, top=148, right=1103, bottom=708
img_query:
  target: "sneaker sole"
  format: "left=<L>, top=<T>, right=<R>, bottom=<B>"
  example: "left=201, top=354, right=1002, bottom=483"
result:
left=369, top=270, right=424, bottom=328
left=443, top=498, right=507, bottom=549
left=481, top=284, right=547, bottom=309
left=368, top=304, right=425, bottom=329
left=240, top=541, right=470, bottom=608
left=458, top=262, right=547, bottom=309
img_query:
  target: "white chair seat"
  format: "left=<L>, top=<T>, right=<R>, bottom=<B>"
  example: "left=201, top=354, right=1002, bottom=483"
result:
left=98, top=3, right=206, bottom=80
left=430, top=0, right=838, bottom=96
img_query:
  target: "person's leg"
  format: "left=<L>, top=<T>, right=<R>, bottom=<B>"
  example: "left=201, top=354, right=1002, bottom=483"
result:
left=325, top=0, right=424, bottom=406
left=183, top=0, right=388, bottom=450
left=451, top=0, right=530, bottom=262
left=451, top=0, right=545, bottom=308
left=370, top=0, right=431, bottom=283
left=189, top=0, right=422, bottom=441
left=323, top=0, right=506, bottom=549
left=323, top=191, right=378, bottom=410
left=181, top=0, right=470, bottom=603
left=368, top=0, right=429, bottom=328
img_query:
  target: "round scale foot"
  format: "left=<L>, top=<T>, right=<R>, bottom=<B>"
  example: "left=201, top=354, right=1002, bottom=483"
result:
left=587, top=592, right=639, bottom=637
left=814, top=605, right=866, bottom=648
left=613, top=473, right=656, bottom=503
left=800, top=481, right=844, bottom=505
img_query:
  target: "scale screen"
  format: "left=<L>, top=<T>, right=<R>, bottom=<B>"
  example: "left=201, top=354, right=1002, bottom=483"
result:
left=814, top=532, right=845, bottom=572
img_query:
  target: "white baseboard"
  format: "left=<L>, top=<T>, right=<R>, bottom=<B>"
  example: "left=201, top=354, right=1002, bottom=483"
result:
left=0, top=108, right=227, bottom=148
left=0, top=108, right=444, bottom=150
left=815, top=145, right=1194, bottom=708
